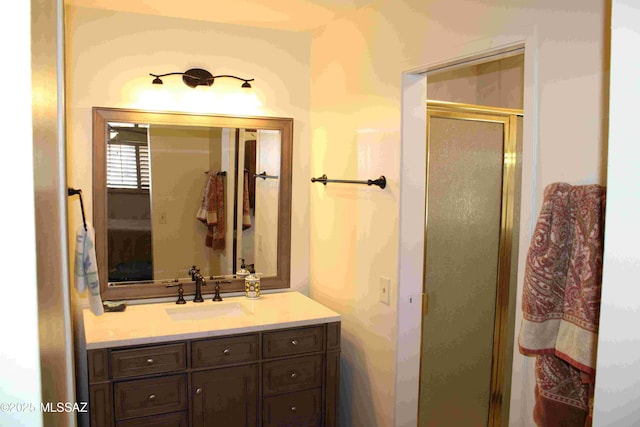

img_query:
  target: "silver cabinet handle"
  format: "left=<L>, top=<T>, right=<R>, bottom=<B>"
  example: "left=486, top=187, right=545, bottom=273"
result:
left=291, top=339, right=299, bottom=346
left=148, top=394, right=156, bottom=401
left=290, top=406, right=297, bottom=413
left=290, top=372, right=297, bottom=379
left=223, top=349, right=230, bottom=355
left=195, top=388, right=202, bottom=395
left=147, top=358, right=154, bottom=364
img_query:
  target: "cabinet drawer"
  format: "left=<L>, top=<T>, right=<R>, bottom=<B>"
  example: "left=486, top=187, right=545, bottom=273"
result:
left=263, top=354, right=323, bottom=396
left=192, top=334, right=259, bottom=368
left=116, top=411, right=188, bottom=427
left=114, top=374, right=187, bottom=420
left=111, top=343, right=186, bottom=379
left=263, top=388, right=322, bottom=427
left=263, top=326, right=324, bottom=358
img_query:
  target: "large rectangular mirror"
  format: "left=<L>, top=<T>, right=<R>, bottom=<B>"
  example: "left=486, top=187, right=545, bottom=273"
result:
left=93, top=107, right=292, bottom=300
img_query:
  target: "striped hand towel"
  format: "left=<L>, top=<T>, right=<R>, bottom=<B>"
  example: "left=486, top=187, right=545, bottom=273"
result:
left=74, top=223, right=104, bottom=316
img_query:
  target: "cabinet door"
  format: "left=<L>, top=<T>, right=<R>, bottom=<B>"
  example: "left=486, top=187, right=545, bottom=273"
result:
left=89, top=383, right=113, bottom=427
left=192, top=364, right=258, bottom=427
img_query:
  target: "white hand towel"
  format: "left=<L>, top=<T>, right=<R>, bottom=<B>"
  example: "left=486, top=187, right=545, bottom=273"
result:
left=74, top=223, right=104, bottom=316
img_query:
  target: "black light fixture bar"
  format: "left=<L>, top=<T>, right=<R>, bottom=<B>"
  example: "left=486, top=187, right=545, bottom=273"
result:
left=149, top=68, right=254, bottom=88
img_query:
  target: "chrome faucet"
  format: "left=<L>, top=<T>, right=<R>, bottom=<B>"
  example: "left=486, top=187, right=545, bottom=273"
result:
left=189, top=265, right=205, bottom=303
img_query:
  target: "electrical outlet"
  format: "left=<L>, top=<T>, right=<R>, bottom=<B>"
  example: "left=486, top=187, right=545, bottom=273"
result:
left=379, top=277, right=390, bottom=305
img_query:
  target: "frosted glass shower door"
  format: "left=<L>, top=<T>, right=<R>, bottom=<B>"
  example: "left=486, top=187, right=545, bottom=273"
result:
left=418, top=105, right=518, bottom=427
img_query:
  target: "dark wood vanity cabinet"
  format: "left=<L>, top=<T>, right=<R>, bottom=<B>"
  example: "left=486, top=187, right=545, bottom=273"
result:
left=87, top=322, right=340, bottom=427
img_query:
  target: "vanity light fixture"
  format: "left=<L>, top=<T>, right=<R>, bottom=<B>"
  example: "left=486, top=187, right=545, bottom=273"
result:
left=149, top=68, right=254, bottom=89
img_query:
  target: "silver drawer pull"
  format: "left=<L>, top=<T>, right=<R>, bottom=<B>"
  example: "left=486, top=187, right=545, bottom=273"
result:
left=290, top=372, right=297, bottom=379
left=290, top=406, right=297, bottom=413
left=195, top=388, right=202, bottom=395
left=223, top=349, right=231, bottom=355
left=148, top=394, right=156, bottom=401
left=146, top=358, right=154, bottom=364
left=291, top=339, right=299, bottom=346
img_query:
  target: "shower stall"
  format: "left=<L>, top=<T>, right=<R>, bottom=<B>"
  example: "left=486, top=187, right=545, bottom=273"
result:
left=418, top=100, right=523, bottom=426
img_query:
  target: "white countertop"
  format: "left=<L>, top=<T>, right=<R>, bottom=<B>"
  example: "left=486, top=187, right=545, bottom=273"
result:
left=83, top=291, right=341, bottom=350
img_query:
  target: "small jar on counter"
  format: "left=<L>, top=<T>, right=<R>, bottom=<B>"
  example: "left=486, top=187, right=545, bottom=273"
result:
left=244, top=273, right=261, bottom=299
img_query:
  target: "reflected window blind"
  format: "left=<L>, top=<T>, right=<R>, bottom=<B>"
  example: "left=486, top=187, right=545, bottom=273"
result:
left=107, top=142, right=150, bottom=190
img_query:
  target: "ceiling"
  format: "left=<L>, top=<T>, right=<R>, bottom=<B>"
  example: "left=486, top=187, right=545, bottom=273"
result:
left=65, top=0, right=376, bottom=32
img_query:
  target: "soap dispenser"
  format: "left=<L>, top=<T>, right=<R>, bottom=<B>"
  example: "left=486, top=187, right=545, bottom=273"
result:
left=236, top=258, right=250, bottom=277
left=244, top=272, right=261, bottom=299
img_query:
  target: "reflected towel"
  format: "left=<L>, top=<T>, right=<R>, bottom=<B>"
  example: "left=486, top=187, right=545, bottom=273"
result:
left=197, top=173, right=225, bottom=250
left=243, top=170, right=252, bottom=230
left=197, top=173, right=217, bottom=225
left=74, top=223, right=104, bottom=316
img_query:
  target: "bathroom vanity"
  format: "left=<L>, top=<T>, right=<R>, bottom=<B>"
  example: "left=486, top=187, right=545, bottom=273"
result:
left=83, top=292, right=341, bottom=426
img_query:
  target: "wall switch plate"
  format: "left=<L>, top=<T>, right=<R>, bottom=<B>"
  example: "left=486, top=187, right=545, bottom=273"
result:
left=159, top=212, right=167, bottom=224
left=380, top=277, right=390, bottom=305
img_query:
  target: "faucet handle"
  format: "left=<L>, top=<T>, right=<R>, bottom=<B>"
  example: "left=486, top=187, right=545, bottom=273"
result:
left=175, top=283, right=186, bottom=304
left=212, top=280, right=225, bottom=302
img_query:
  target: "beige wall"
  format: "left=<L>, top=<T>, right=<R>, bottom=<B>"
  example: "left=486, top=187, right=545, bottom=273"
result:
left=65, top=6, right=311, bottom=295
left=309, top=0, right=608, bottom=425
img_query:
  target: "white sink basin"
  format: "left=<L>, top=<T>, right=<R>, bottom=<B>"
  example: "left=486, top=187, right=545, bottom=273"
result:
left=165, top=302, right=251, bottom=321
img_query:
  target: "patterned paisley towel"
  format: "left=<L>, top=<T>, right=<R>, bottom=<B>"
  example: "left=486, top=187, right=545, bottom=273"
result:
left=242, top=169, right=252, bottom=230
left=556, top=185, right=606, bottom=374
left=534, top=355, right=589, bottom=426
left=209, top=174, right=226, bottom=249
left=519, top=182, right=606, bottom=426
left=519, top=182, right=573, bottom=354
left=197, top=173, right=226, bottom=250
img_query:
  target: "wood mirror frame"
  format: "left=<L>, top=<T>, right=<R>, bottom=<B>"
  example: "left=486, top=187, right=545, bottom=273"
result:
left=93, top=107, right=292, bottom=301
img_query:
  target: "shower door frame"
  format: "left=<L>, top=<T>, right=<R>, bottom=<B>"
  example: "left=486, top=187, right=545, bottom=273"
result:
left=418, top=100, right=522, bottom=427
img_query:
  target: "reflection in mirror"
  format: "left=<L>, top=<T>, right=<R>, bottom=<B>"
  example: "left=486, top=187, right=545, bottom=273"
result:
left=93, top=108, right=292, bottom=301
left=106, top=124, right=280, bottom=283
